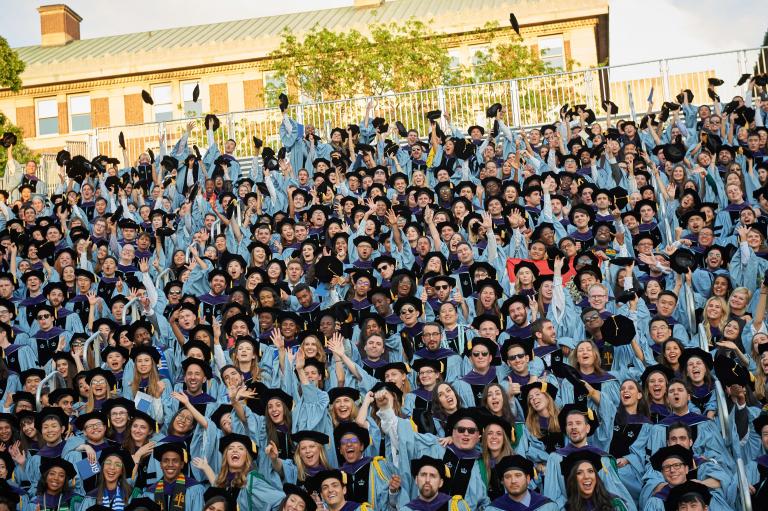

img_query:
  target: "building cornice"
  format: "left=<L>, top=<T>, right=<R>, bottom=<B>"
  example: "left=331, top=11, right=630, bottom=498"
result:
left=0, top=16, right=600, bottom=99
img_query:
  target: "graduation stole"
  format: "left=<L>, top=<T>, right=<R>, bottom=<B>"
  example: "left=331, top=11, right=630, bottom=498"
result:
left=155, top=474, right=186, bottom=511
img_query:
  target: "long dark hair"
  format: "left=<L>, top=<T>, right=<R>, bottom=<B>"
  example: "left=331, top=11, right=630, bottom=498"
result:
left=615, top=380, right=650, bottom=426
left=565, top=461, right=616, bottom=511
left=94, top=456, right=133, bottom=505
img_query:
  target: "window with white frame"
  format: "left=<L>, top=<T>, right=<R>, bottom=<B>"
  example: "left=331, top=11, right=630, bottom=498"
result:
left=469, top=45, right=489, bottom=67
left=539, top=36, right=565, bottom=70
left=264, top=71, right=286, bottom=107
left=69, top=95, right=91, bottom=132
left=181, top=81, right=201, bottom=117
left=36, top=98, right=59, bottom=136
left=152, top=84, right=173, bottom=122
left=448, top=49, right=462, bottom=70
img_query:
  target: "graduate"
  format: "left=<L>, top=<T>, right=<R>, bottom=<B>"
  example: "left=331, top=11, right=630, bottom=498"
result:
left=142, top=443, right=206, bottom=511
left=486, top=455, right=558, bottom=511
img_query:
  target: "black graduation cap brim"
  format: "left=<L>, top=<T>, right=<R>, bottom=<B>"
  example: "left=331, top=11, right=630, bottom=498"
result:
left=426, top=110, right=442, bottom=121
left=192, top=83, right=200, bottom=103
left=600, top=314, right=635, bottom=346
left=118, top=131, right=126, bottom=150
left=669, top=248, right=699, bottom=274
left=253, top=136, right=263, bottom=149
left=205, top=114, right=220, bottom=132
left=395, top=121, right=408, bottom=137
left=609, top=257, right=635, bottom=267
left=551, top=360, right=586, bottom=389
left=509, top=12, right=520, bottom=35
left=141, top=90, right=154, bottom=105
left=708, top=78, right=724, bottom=86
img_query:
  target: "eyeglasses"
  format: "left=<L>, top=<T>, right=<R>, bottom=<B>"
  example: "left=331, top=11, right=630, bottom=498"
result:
left=471, top=351, right=490, bottom=357
left=661, top=462, right=686, bottom=472
left=37, top=314, right=51, bottom=320
left=110, top=411, right=129, bottom=417
left=455, top=426, right=478, bottom=435
left=422, top=331, right=441, bottom=338
left=339, top=437, right=360, bottom=445
left=103, top=461, right=123, bottom=469
left=84, top=423, right=104, bottom=430
left=583, top=314, right=600, bottom=322
left=399, top=307, right=416, bottom=314
left=507, top=353, right=527, bottom=361
left=589, top=294, right=607, bottom=299
left=419, top=369, right=436, bottom=376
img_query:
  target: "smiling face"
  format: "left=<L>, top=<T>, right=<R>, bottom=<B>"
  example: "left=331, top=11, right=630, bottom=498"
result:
left=161, top=451, right=183, bottom=481
left=45, top=466, right=67, bottom=494
left=225, top=442, right=249, bottom=471
left=574, top=461, right=597, bottom=498
left=298, top=440, right=321, bottom=467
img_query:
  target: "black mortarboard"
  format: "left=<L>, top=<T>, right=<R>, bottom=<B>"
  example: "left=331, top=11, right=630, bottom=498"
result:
left=675, top=89, right=694, bottom=104
left=41, top=457, right=77, bottom=480
left=278, top=93, right=288, bottom=112
left=411, top=455, right=451, bottom=479
left=664, top=481, right=712, bottom=511
left=669, top=248, right=699, bottom=274
left=192, top=84, right=200, bottom=103
left=426, top=110, right=442, bottom=121
left=141, top=90, right=153, bottom=105
left=509, top=12, right=520, bottom=35
left=118, top=131, right=126, bottom=150
left=601, top=100, right=618, bottom=115
left=599, top=314, right=635, bottom=346
left=708, top=77, right=724, bottom=87
left=737, top=73, right=751, bottom=86
left=0, top=132, right=17, bottom=148
left=205, top=114, right=220, bottom=132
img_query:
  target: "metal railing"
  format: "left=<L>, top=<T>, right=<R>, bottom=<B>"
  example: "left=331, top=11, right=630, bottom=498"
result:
left=87, top=45, right=768, bottom=168
left=35, top=370, right=60, bottom=409
left=82, top=331, right=103, bottom=369
left=737, top=458, right=753, bottom=511
left=122, top=297, right=141, bottom=325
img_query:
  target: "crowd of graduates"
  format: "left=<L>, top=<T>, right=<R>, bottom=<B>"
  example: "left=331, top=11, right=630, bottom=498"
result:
left=2, top=75, right=768, bottom=511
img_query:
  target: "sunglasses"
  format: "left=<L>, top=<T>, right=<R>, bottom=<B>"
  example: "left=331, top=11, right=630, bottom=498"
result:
left=507, top=353, right=527, bottom=361
left=37, top=314, right=51, bottom=320
left=434, top=285, right=449, bottom=290
left=471, top=351, right=490, bottom=357
left=399, top=307, right=416, bottom=314
left=583, top=314, right=600, bottom=322
left=455, top=426, right=478, bottom=435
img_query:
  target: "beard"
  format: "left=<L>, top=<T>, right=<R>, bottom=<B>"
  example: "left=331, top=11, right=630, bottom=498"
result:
left=420, top=484, right=438, bottom=500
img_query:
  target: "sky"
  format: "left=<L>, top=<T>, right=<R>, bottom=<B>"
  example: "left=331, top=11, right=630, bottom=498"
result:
left=0, top=0, right=766, bottom=66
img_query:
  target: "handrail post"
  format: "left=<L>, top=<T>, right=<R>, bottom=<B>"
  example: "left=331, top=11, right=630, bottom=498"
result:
left=123, top=297, right=140, bottom=325
left=659, top=59, right=671, bottom=102
left=437, top=86, right=446, bottom=114
left=737, top=458, right=753, bottom=511
left=82, top=331, right=103, bottom=370
left=714, top=380, right=730, bottom=442
left=509, top=79, right=522, bottom=128
left=35, top=371, right=59, bottom=410
left=154, top=268, right=173, bottom=290
left=627, top=83, right=637, bottom=123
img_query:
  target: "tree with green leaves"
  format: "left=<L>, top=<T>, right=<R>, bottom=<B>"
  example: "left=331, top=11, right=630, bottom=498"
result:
left=0, top=113, right=38, bottom=176
left=269, top=19, right=453, bottom=102
left=0, top=38, right=34, bottom=175
left=0, top=35, right=25, bottom=93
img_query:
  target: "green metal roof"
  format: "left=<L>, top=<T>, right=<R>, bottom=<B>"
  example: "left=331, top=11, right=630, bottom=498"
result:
left=15, top=0, right=525, bottom=66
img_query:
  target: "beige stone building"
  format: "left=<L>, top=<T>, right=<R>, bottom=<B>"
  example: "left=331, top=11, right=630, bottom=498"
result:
left=0, top=0, right=610, bottom=156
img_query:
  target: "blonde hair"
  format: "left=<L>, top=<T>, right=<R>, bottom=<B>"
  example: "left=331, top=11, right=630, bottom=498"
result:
left=702, top=296, right=730, bottom=344
left=729, top=287, right=752, bottom=312
left=301, top=335, right=327, bottom=365
left=85, top=377, right=115, bottom=413
left=525, top=390, right=561, bottom=438
left=130, top=353, right=164, bottom=398
left=294, top=441, right=330, bottom=481
left=568, top=340, right=605, bottom=375
left=214, top=445, right=253, bottom=488
left=233, top=340, right=262, bottom=383
left=330, top=399, right=359, bottom=428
